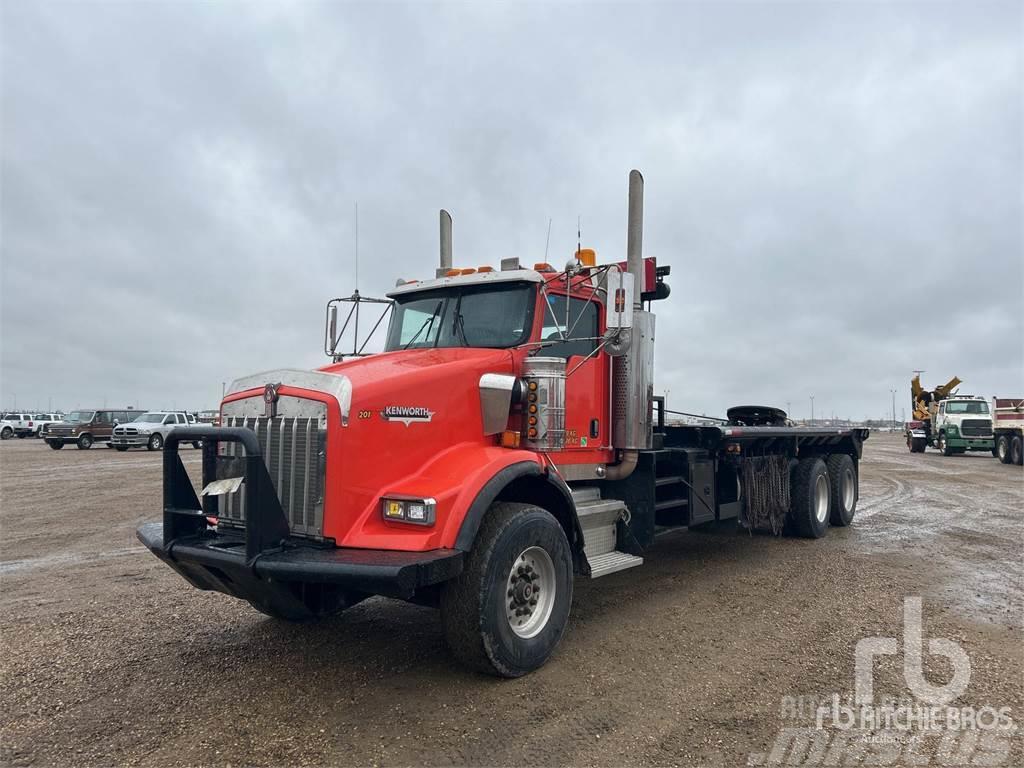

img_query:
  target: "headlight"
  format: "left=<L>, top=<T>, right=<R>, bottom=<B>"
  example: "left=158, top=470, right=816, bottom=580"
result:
left=382, top=496, right=436, bottom=526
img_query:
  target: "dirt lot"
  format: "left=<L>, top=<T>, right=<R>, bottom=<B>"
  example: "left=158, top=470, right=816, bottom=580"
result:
left=1, top=433, right=1021, bottom=767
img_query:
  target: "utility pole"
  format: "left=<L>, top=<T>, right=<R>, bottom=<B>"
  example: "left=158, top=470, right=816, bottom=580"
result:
left=810, top=396, right=815, bottom=426
left=786, top=401, right=792, bottom=416
left=890, top=389, right=897, bottom=430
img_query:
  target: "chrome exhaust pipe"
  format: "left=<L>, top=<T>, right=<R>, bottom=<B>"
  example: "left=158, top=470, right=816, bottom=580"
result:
left=626, top=170, right=644, bottom=309
left=439, top=209, right=453, bottom=273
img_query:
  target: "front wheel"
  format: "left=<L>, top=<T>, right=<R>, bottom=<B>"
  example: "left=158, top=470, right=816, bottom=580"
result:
left=441, top=502, right=573, bottom=677
left=76, top=434, right=94, bottom=450
left=147, top=433, right=164, bottom=451
left=938, top=433, right=955, bottom=457
left=0, top=426, right=12, bottom=440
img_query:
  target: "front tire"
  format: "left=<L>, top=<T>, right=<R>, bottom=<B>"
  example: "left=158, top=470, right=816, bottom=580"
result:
left=939, top=432, right=955, bottom=457
left=147, top=433, right=164, bottom=451
left=789, top=457, right=830, bottom=538
left=76, top=434, right=94, bottom=450
left=0, top=426, right=12, bottom=440
left=441, top=502, right=573, bottom=677
left=826, top=454, right=857, bottom=526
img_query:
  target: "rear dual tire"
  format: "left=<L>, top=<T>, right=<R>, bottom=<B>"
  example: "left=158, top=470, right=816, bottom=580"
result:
left=908, top=436, right=926, bottom=453
left=789, top=458, right=831, bottom=538
left=441, top=502, right=573, bottom=678
left=1012, top=436, right=1024, bottom=466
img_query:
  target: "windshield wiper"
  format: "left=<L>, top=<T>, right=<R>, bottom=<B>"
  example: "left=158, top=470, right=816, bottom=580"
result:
left=451, top=293, right=469, bottom=347
left=402, top=301, right=443, bottom=350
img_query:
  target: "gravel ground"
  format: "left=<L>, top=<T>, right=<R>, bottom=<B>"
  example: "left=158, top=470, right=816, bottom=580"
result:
left=1, top=433, right=1021, bottom=767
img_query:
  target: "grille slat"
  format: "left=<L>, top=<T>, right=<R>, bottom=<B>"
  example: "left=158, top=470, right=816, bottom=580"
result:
left=960, top=419, right=992, bottom=437
left=217, top=411, right=327, bottom=539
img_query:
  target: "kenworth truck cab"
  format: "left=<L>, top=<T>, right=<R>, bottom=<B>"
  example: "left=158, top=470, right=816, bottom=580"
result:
left=138, top=171, right=868, bottom=677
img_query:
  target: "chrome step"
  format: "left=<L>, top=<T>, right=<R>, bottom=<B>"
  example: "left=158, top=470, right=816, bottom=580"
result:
left=570, top=486, right=601, bottom=504
left=654, top=498, right=688, bottom=512
left=588, top=550, right=644, bottom=578
left=576, top=497, right=627, bottom=559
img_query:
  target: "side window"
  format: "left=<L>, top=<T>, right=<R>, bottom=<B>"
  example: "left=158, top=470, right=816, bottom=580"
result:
left=176, top=414, right=185, bottom=424
left=96, top=412, right=113, bottom=425
left=540, top=295, right=600, bottom=360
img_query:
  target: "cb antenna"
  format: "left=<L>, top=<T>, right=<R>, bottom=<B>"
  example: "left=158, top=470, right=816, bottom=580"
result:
left=576, top=215, right=581, bottom=262
left=544, top=218, right=552, bottom=262
left=354, top=202, right=360, bottom=294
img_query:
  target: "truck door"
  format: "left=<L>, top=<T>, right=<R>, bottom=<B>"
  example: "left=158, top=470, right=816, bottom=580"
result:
left=538, top=293, right=607, bottom=452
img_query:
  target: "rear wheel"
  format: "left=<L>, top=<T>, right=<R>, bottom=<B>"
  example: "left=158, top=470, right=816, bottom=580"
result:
left=909, top=437, right=926, bottom=453
left=15, top=433, right=26, bottom=439
left=148, top=433, right=164, bottom=451
left=1012, top=436, right=1023, bottom=466
left=76, top=433, right=94, bottom=450
left=47, top=440, right=64, bottom=450
left=114, top=445, right=129, bottom=452
left=789, top=457, right=830, bottom=538
left=441, top=502, right=573, bottom=677
left=826, top=454, right=857, bottom=526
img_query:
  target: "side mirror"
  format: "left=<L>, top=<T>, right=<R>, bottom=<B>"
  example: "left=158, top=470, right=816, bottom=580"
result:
left=327, top=304, right=338, bottom=356
left=113, top=419, right=120, bottom=426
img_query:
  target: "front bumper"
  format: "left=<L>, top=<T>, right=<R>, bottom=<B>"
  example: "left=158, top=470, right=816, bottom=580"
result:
left=946, top=435, right=994, bottom=450
left=137, top=522, right=462, bottom=602
left=137, top=425, right=463, bottom=615
left=111, top=435, right=149, bottom=447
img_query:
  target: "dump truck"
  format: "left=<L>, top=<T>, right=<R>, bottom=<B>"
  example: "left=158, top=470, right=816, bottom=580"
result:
left=905, top=375, right=995, bottom=456
left=138, top=171, right=869, bottom=677
left=992, top=397, right=1024, bottom=465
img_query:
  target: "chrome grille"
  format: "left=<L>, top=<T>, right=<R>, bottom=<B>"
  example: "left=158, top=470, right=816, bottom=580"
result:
left=219, top=413, right=327, bottom=539
left=960, top=419, right=992, bottom=437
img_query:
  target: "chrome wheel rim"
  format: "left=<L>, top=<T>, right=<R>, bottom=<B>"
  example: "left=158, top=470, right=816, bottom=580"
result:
left=505, top=546, right=556, bottom=639
left=842, top=468, right=855, bottom=510
left=814, top=474, right=829, bottom=523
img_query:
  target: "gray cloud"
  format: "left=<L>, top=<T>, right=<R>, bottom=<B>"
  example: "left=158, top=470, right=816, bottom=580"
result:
left=2, top=1, right=1021, bottom=421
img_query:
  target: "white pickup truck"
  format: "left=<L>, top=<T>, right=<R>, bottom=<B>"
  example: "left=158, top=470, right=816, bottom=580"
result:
left=109, top=411, right=201, bottom=451
left=992, top=397, right=1023, bottom=465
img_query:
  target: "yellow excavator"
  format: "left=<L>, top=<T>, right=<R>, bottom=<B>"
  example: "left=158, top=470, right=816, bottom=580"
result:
left=906, top=374, right=961, bottom=453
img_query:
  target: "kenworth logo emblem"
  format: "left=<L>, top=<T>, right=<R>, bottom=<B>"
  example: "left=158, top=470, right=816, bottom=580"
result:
left=381, top=406, right=433, bottom=426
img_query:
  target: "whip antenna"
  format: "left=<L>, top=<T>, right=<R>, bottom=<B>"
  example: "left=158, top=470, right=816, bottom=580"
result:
left=544, top=217, right=552, bottom=262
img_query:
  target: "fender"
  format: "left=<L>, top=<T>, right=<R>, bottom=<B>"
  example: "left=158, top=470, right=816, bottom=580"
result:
left=454, top=461, right=585, bottom=566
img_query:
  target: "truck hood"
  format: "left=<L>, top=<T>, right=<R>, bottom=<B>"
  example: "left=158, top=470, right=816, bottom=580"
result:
left=319, top=347, right=515, bottom=392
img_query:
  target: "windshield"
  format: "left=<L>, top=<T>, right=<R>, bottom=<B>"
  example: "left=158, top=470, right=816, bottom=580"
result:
left=134, top=413, right=166, bottom=423
left=385, top=283, right=534, bottom=351
left=945, top=401, right=989, bottom=414
left=65, top=411, right=95, bottom=423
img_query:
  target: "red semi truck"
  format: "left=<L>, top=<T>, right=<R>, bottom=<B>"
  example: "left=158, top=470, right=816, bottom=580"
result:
left=138, top=171, right=868, bottom=677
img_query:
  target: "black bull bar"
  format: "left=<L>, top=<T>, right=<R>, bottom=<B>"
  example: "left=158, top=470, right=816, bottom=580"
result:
left=135, top=427, right=463, bottom=614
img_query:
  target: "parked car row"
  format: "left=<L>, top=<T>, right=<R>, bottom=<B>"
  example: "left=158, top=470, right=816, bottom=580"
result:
left=1, top=412, right=64, bottom=439
left=38, top=409, right=203, bottom=450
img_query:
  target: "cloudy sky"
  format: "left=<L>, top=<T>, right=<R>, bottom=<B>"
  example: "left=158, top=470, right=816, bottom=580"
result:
left=2, top=1, right=1021, bottom=422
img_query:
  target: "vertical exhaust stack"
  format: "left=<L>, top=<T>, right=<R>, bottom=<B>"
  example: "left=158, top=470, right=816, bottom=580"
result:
left=610, top=169, right=655, bottom=460
left=626, top=170, right=644, bottom=310
left=438, top=209, right=453, bottom=277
